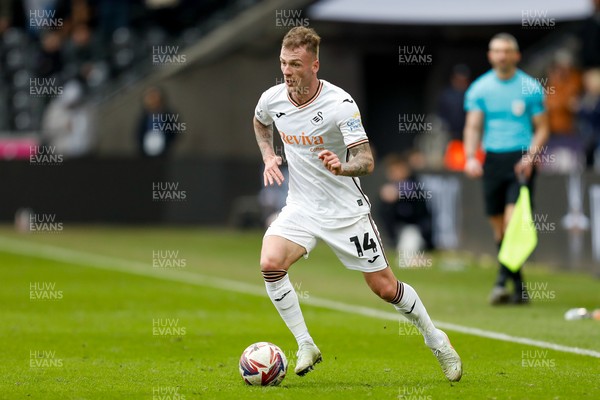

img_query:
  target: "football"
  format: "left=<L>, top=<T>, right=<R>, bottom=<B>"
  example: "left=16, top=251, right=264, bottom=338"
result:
left=239, top=342, right=288, bottom=386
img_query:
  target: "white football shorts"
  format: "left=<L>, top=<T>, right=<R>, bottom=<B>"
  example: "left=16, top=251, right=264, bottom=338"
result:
left=265, top=205, right=389, bottom=272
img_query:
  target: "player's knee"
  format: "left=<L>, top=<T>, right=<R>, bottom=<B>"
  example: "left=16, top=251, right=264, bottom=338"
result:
left=369, top=280, right=396, bottom=302
left=260, top=255, right=285, bottom=272
left=379, top=283, right=397, bottom=302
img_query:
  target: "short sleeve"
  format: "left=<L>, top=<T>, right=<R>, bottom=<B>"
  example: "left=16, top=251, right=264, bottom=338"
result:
left=464, top=84, right=484, bottom=112
left=337, top=98, right=368, bottom=148
left=254, top=91, right=273, bottom=126
left=520, top=76, right=545, bottom=116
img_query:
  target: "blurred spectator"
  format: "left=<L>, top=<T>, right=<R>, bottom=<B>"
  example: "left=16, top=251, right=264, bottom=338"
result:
left=41, top=79, right=95, bottom=157
left=5, top=0, right=71, bottom=38
left=546, top=51, right=582, bottom=136
left=378, top=153, right=434, bottom=255
left=92, top=0, right=131, bottom=42
left=405, top=147, right=427, bottom=172
left=63, top=21, right=111, bottom=88
left=578, top=69, right=600, bottom=167
left=578, top=0, right=600, bottom=68
left=63, top=23, right=94, bottom=67
left=71, top=0, right=92, bottom=25
left=438, top=65, right=478, bottom=172
left=0, top=1, right=13, bottom=34
left=437, top=64, right=471, bottom=141
left=36, top=30, right=63, bottom=78
left=540, top=51, right=585, bottom=172
left=136, top=86, right=180, bottom=157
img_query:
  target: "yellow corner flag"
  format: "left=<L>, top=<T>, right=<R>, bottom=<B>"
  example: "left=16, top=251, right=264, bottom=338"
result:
left=498, top=185, right=537, bottom=272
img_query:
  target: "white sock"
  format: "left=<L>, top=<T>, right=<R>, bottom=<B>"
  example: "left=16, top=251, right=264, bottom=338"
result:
left=264, top=274, right=313, bottom=346
left=393, top=282, right=445, bottom=349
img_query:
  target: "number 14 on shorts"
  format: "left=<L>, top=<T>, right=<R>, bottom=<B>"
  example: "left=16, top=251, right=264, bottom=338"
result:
left=349, top=233, right=377, bottom=257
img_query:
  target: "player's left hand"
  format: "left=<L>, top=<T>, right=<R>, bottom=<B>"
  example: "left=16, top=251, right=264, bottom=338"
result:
left=514, top=156, right=533, bottom=180
left=318, top=150, right=344, bottom=175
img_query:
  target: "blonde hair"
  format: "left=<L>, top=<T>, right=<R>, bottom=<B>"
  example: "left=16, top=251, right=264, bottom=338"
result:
left=282, top=26, right=321, bottom=59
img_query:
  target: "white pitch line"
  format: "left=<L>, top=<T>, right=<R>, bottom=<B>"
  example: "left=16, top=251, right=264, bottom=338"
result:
left=1, top=236, right=599, bottom=359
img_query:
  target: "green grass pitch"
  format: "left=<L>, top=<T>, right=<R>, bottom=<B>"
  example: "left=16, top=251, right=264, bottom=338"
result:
left=0, top=226, right=599, bottom=399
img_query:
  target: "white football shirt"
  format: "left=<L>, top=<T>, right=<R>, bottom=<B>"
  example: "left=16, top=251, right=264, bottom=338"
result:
left=255, top=79, right=371, bottom=218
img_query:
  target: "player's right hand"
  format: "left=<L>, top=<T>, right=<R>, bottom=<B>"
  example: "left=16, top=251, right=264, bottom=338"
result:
left=464, top=157, right=483, bottom=178
left=263, top=155, right=284, bottom=186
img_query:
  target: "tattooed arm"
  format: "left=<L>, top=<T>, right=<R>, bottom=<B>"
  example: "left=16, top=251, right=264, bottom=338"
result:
left=253, top=117, right=284, bottom=186
left=318, top=142, right=374, bottom=177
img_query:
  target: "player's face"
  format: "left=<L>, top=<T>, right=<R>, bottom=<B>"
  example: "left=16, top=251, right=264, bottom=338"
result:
left=487, top=39, right=520, bottom=72
left=280, top=45, right=318, bottom=96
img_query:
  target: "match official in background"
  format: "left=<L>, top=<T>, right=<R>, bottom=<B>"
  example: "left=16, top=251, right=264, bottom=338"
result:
left=463, top=33, right=549, bottom=305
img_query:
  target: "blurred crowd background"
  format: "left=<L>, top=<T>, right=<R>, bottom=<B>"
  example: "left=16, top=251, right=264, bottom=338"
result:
left=0, top=0, right=599, bottom=170
left=2, top=0, right=600, bottom=272
left=0, top=0, right=256, bottom=156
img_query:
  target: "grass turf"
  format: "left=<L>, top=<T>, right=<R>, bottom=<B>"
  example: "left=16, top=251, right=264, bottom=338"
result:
left=0, top=226, right=599, bottom=399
